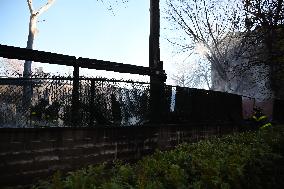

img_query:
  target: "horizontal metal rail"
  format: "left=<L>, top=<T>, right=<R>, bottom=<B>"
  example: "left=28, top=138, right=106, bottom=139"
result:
left=0, top=44, right=165, bottom=77
left=0, top=44, right=75, bottom=66
left=0, top=77, right=151, bottom=85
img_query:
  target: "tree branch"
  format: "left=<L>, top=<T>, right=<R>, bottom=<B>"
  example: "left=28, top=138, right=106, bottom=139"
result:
left=36, top=0, right=55, bottom=17
left=27, top=0, right=34, bottom=14
left=168, top=1, right=200, bottom=42
left=274, top=0, right=284, bottom=25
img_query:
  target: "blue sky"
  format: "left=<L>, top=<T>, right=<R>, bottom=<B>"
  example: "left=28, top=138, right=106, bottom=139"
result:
left=0, top=0, right=177, bottom=82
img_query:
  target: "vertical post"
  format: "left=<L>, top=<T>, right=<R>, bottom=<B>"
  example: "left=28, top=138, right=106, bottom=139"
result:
left=72, top=63, right=80, bottom=127
left=149, top=0, right=160, bottom=69
left=149, top=0, right=166, bottom=123
left=89, top=79, right=95, bottom=126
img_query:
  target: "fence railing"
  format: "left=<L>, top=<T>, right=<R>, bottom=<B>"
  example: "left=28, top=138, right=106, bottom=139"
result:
left=0, top=75, right=243, bottom=128
left=0, top=44, right=159, bottom=76
left=0, top=44, right=167, bottom=126
left=0, top=44, right=245, bottom=128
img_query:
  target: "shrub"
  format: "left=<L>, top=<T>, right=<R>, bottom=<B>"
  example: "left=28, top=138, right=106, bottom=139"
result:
left=33, top=126, right=284, bottom=189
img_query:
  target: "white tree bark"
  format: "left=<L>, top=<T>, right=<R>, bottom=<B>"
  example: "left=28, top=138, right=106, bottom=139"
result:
left=23, top=0, right=55, bottom=77
left=23, top=0, right=55, bottom=109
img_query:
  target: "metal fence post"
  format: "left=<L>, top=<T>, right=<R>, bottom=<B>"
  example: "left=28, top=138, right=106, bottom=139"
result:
left=149, top=0, right=167, bottom=123
left=89, top=79, right=95, bottom=126
left=149, top=66, right=167, bottom=123
left=72, top=62, right=80, bottom=127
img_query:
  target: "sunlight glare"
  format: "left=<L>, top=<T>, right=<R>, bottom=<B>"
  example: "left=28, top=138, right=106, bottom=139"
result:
left=195, top=42, right=208, bottom=56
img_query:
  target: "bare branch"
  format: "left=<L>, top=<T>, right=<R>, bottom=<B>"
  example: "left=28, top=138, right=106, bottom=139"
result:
left=27, top=0, right=34, bottom=14
left=36, top=0, right=55, bottom=17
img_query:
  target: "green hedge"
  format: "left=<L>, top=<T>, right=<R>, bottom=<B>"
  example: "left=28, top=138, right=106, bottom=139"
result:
left=33, top=126, right=284, bottom=189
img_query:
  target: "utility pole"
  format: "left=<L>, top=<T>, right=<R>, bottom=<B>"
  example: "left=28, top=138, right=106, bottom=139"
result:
left=149, top=0, right=167, bottom=123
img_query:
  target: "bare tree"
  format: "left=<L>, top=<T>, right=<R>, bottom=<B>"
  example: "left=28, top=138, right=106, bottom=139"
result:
left=171, top=59, right=211, bottom=89
left=243, top=0, right=284, bottom=65
left=243, top=0, right=284, bottom=98
left=165, top=0, right=248, bottom=90
left=164, top=0, right=277, bottom=99
left=21, top=0, right=55, bottom=109
left=24, top=0, right=55, bottom=77
left=22, top=0, right=130, bottom=108
left=24, top=0, right=130, bottom=77
left=244, top=0, right=283, bottom=30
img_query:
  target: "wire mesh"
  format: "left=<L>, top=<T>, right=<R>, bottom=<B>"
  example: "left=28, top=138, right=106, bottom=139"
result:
left=78, top=78, right=150, bottom=127
left=0, top=57, right=154, bottom=128
left=0, top=75, right=151, bottom=127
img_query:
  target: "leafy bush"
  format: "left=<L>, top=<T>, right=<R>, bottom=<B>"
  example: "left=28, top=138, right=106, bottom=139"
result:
left=32, top=126, right=284, bottom=189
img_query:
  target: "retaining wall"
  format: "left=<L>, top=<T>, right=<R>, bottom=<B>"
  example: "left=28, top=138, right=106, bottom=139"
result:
left=0, top=123, right=238, bottom=187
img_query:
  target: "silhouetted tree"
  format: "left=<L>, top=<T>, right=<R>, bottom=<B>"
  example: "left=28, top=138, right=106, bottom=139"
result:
left=165, top=0, right=247, bottom=90
left=165, top=0, right=283, bottom=99
left=243, top=0, right=284, bottom=98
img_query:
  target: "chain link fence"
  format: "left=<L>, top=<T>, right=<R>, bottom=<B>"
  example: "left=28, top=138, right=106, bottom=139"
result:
left=0, top=55, right=165, bottom=128
left=0, top=55, right=244, bottom=128
left=0, top=76, right=244, bottom=128
left=0, top=73, right=151, bottom=128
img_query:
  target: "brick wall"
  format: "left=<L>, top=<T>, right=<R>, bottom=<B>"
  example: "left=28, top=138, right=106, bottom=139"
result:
left=0, top=123, right=238, bottom=187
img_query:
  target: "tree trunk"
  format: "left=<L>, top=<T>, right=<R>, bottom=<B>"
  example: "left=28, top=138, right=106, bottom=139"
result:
left=22, top=0, right=55, bottom=121
left=22, top=15, right=37, bottom=110
left=23, top=15, right=36, bottom=77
